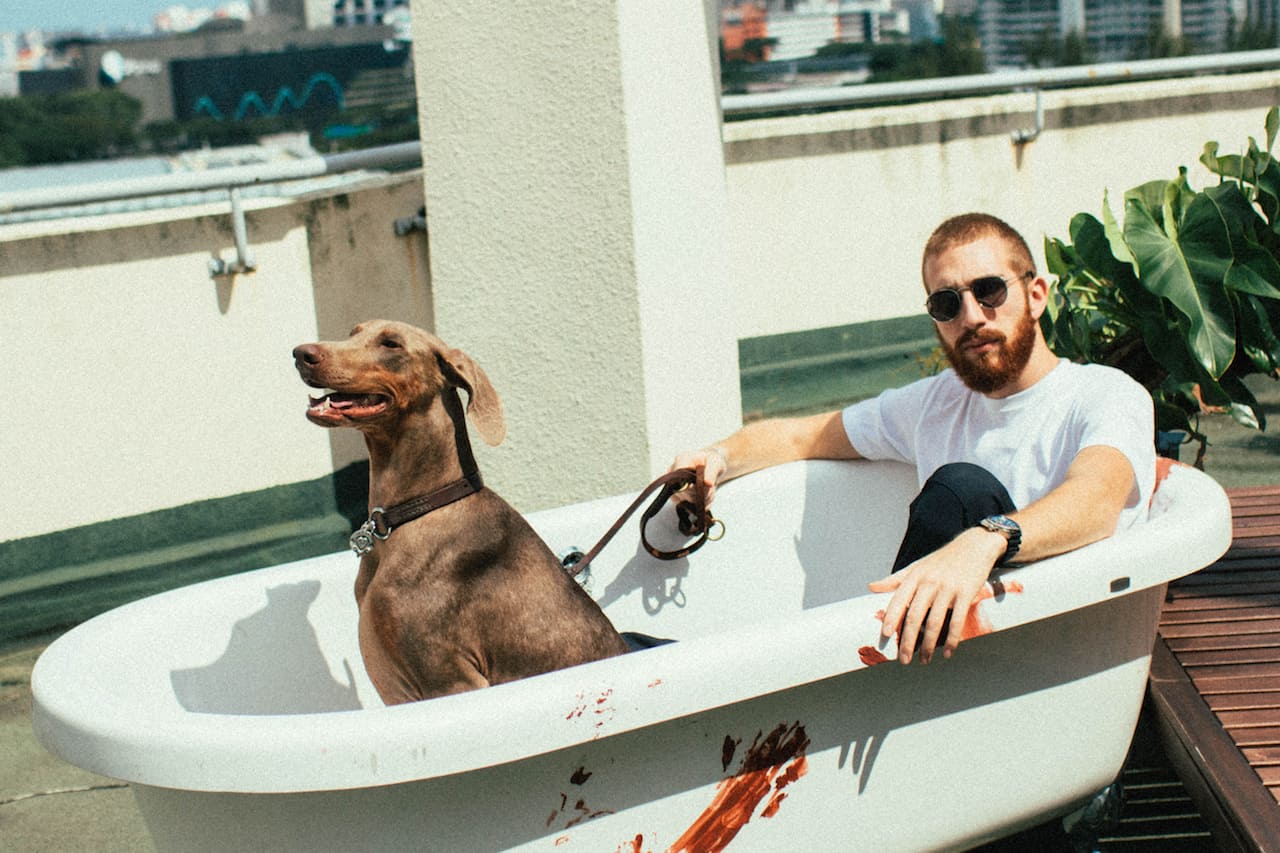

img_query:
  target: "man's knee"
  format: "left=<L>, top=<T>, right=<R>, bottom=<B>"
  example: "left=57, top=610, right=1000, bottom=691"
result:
left=893, top=464, right=1017, bottom=572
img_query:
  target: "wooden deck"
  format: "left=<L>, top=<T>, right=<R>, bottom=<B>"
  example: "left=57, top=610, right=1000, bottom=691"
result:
left=1151, top=484, right=1280, bottom=853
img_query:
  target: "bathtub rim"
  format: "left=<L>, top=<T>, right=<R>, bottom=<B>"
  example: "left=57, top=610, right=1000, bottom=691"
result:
left=30, top=460, right=1231, bottom=793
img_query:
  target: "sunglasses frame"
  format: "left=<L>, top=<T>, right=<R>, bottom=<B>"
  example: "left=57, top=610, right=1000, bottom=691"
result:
left=925, top=271, right=1034, bottom=322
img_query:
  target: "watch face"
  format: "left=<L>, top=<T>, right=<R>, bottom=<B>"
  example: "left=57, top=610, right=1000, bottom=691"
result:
left=983, top=515, right=1019, bottom=535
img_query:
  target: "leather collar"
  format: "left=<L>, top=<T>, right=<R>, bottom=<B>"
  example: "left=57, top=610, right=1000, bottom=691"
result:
left=349, top=469, right=484, bottom=556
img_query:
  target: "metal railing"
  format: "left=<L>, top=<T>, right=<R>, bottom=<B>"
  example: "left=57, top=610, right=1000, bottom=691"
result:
left=4, top=47, right=1279, bottom=267
left=0, top=141, right=424, bottom=276
left=720, top=47, right=1280, bottom=119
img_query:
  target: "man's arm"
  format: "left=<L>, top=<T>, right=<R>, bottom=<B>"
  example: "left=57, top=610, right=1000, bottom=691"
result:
left=669, top=410, right=862, bottom=505
left=869, top=445, right=1137, bottom=665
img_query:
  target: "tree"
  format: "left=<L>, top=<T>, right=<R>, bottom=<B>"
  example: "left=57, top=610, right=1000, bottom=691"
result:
left=0, top=89, right=142, bottom=166
left=866, top=15, right=985, bottom=83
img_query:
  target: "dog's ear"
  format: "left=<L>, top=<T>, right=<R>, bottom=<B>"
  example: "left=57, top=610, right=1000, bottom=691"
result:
left=437, top=349, right=506, bottom=446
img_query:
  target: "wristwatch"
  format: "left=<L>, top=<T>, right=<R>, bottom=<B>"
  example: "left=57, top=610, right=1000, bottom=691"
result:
left=978, top=514, right=1022, bottom=565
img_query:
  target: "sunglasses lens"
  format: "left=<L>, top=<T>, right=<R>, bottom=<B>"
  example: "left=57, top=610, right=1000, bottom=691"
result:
left=972, top=277, right=1008, bottom=307
left=927, top=290, right=961, bottom=321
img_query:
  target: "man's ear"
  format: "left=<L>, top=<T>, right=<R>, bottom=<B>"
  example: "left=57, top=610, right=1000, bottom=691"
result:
left=1026, top=275, right=1050, bottom=321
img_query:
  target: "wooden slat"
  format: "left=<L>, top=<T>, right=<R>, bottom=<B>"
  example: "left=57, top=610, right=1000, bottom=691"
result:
left=1244, top=747, right=1280, bottom=766
left=1164, top=628, right=1280, bottom=648
left=1153, top=484, right=1280, bottom=850
left=1205, top=692, right=1280, bottom=712
left=1162, top=617, right=1280, bottom=637
left=1148, top=639, right=1280, bottom=851
left=1218, top=709, right=1280, bottom=729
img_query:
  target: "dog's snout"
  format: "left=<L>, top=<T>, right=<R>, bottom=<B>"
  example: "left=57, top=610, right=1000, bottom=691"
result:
left=293, top=344, right=324, bottom=367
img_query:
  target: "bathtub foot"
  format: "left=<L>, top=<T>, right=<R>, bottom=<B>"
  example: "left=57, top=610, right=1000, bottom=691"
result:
left=1061, top=780, right=1123, bottom=853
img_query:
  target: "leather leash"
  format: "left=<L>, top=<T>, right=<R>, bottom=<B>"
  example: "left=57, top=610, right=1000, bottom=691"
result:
left=563, top=467, right=724, bottom=577
left=346, top=385, right=725, bottom=568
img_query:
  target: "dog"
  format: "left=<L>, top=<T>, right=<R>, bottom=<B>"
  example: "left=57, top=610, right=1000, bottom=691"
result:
left=293, top=320, right=630, bottom=704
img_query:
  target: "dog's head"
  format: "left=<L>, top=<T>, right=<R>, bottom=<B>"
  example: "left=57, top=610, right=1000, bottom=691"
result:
left=292, top=320, right=505, bottom=446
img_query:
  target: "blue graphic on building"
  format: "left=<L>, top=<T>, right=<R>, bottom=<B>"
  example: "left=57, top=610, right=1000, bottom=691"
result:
left=192, top=74, right=346, bottom=120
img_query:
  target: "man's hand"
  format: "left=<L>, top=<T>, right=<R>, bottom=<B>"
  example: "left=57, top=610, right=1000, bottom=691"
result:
left=867, top=526, right=1006, bottom=665
left=669, top=446, right=729, bottom=506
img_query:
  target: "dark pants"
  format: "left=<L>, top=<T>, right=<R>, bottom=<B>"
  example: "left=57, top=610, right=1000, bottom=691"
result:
left=892, top=462, right=1016, bottom=572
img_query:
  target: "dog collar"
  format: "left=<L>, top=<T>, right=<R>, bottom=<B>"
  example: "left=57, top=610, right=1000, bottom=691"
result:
left=350, top=469, right=484, bottom=556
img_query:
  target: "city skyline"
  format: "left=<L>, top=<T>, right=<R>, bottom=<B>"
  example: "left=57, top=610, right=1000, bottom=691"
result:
left=6, top=1, right=166, bottom=35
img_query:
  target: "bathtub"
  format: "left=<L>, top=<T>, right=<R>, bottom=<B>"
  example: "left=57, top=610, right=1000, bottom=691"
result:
left=32, top=459, right=1231, bottom=853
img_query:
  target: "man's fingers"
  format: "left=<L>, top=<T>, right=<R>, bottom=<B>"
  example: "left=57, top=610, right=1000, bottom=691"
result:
left=918, top=599, right=953, bottom=664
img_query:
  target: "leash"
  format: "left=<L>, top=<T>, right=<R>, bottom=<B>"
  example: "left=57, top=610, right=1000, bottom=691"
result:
left=562, top=467, right=724, bottom=577
left=347, top=385, right=725, bottom=567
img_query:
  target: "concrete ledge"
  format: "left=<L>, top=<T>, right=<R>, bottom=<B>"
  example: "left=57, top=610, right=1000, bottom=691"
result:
left=0, top=463, right=368, bottom=643
left=724, top=70, right=1280, bottom=163
left=739, top=314, right=938, bottom=418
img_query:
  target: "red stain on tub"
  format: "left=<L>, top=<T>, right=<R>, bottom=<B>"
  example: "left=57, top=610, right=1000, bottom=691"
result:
left=615, top=833, right=650, bottom=853
left=546, top=767, right=614, bottom=831
left=858, top=645, right=891, bottom=666
left=721, top=735, right=740, bottom=771
left=668, top=722, right=810, bottom=853
left=565, top=688, right=616, bottom=733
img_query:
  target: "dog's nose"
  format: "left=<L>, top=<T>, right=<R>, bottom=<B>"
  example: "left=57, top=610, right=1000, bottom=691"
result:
left=293, top=344, right=323, bottom=366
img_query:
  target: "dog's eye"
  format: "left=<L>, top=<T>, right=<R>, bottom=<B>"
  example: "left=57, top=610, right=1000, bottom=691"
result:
left=380, top=337, right=403, bottom=349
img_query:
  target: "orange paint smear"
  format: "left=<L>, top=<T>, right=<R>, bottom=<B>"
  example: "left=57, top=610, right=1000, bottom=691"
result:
left=960, top=579, right=1025, bottom=640
left=858, top=646, right=890, bottom=666
left=668, top=723, right=810, bottom=853
left=613, top=833, right=651, bottom=853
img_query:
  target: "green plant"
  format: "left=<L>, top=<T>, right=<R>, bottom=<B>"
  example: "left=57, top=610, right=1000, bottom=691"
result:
left=1041, top=107, right=1280, bottom=465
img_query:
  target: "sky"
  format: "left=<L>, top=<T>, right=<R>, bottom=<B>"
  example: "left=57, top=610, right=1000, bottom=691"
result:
left=4, top=0, right=164, bottom=34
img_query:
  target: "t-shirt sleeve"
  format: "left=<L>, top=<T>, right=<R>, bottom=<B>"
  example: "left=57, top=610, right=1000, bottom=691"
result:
left=841, top=377, right=933, bottom=464
left=1074, top=367, right=1157, bottom=517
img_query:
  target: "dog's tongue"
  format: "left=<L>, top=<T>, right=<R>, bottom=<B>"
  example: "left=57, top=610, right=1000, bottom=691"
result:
left=308, top=392, right=383, bottom=415
left=328, top=393, right=378, bottom=410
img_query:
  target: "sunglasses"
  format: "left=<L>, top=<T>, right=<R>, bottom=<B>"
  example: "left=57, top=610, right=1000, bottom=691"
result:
left=925, top=271, right=1033, bottom=322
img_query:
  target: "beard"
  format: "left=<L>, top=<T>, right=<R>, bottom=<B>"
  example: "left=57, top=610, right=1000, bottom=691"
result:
left=937, top=303, right=1037, bottom=394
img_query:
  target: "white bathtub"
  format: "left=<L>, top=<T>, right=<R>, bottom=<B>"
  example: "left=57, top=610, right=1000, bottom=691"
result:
left=32, top=459, right=1231, bottom=852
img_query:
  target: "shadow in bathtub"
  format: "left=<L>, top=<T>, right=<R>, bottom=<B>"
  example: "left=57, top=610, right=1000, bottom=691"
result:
left=595, top=542, right=690, bottom=615
left=170, top=580, right=363, bottom=714
left=793, top=463, right=916, bottom=609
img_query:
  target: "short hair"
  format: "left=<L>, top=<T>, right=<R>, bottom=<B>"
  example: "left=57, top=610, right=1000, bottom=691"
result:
left=921, top=213, right=1035, bottom=285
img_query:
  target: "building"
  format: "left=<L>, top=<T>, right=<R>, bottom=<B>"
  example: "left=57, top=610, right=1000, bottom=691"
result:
left=978, top=0, right=1273, bottom=69
left=16, top=20, right=410, bottom=126
left=722, top=0, right=916, bottom=64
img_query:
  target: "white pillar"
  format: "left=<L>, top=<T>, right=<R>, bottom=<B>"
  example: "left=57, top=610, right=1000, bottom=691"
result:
left=410, top=0, right=741, bottom=511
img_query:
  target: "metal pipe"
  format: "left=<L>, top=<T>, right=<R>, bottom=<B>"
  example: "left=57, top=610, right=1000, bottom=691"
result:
left=1011, top=89, right=1045, bottom=144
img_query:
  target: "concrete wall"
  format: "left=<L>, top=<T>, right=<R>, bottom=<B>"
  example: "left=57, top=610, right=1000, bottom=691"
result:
left=0, top=173, right=428, bottom=540
left=723, top=69, right=1280, bottom=340
left=411, top=0, right=742, bottom=511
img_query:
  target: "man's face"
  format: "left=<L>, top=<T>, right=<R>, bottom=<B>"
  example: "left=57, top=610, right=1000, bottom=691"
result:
left=924, top=237, right=1045, bottom=396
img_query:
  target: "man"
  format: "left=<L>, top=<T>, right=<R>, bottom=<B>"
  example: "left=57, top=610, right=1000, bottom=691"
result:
left=672, top=213, right=1155, bottom=665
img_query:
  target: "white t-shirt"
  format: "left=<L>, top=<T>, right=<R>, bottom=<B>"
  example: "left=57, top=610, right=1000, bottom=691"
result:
left=841, top=359, right=1156, bottom=531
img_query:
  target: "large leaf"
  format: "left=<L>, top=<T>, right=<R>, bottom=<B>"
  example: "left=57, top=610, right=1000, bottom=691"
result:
left=1237, top=292, right=1280, bottom=372
left=1122, top=194, right=1237, bottom=378
left=1126, top=180, right=1171, bottom=220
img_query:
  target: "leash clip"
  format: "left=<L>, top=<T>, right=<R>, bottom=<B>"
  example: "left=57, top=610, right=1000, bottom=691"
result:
left=349, top=507, right=391, bottom=556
